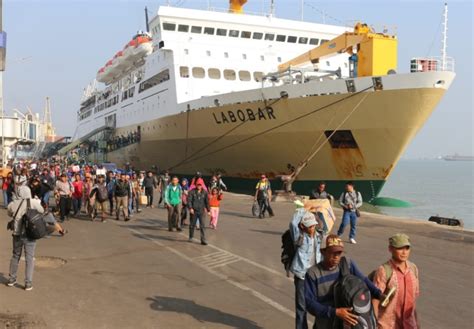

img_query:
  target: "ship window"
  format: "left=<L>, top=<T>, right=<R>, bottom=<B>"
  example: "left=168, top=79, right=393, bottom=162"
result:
left=277, top=56, right=282, bottom=62
left=178, top=24, right=189, bottom=32
left=276, top=34, right=286, bottom=42
left=260, top=55, right=265, bottom=61
left=223, top=69, right=236, bottom=80
left=204, top=27, right=215, bottom=35
left=216, top=28, right=227, bottom=36
left=298, top=37, right=308, bottom=44
left=224, top=52, right=229, bottom=58
left=191, top=26, right=202, bottom=33
left=192, top=67, right=205, bottom=79
left=184, top=49, right=189, bottom=55
left=229, top=30, right=239, bottom=37
left=253, top=32, right=263, bottom=40
left=241, top=31, right=251, bottom=38
left=287, top=36, right=297, bottom=43
left=321, top=39, right=329, bottom=44
left=265, top=33, right=275, bottom=41
left=129, top=87, right=135, bottom=97
left=206, top=50, right=211, bottom=56
left=239, top=70, right=251, bottom=81
left=254, top=71, right=264, bottom=82
left=180, top=66, right=189, bottom=78
left=309, top=38, right=319, bottom=45
left=242, top=54, right=247, bottom=59
left=208, top=68, right=221, bottom=79
left=139, top=69, right=170, bottom=92
left=163, top=23, right=176, bottom=31
left=324, top=130, right=358, bottom=149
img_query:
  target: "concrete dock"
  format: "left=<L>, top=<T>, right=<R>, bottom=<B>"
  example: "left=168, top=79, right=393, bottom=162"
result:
left=0, top=193, right=472, bottom=329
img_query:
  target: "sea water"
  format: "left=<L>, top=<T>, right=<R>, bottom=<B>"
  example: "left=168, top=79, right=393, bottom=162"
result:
left=379, top=160, right=474, bottom=229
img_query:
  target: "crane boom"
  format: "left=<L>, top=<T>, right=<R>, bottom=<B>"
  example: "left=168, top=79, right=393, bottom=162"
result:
left=278, top=23, right=398, bottom=78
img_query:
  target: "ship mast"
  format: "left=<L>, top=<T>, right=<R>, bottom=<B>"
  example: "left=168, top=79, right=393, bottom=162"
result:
left=441, top=2, right=448, bottom=71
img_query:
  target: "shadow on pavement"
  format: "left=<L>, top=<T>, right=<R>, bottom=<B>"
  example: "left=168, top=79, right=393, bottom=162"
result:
left=249, top=229, right=282, bottom=236
left=147, top=296, right=263, bottom=329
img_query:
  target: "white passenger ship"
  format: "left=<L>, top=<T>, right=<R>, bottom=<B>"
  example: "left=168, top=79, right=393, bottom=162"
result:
left=68, top=2, right=455, bottom=199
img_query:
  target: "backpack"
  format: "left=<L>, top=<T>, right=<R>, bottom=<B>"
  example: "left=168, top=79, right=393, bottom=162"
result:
left=333, top=257, right=377, bottom=329
left=23, top=199, right=49, bottom=240
left=96, top=184, right=109, bottom=202
left=368, top=261, right=418, bottom=286
left=280, top=229, right=297, bottom=273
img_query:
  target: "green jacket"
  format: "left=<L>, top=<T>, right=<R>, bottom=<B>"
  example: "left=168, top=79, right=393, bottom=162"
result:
left=165, top=184, right=182, bottom=206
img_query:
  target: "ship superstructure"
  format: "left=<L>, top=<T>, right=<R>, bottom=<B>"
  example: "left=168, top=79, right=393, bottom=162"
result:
left=67, top=4, right=455, bottom=200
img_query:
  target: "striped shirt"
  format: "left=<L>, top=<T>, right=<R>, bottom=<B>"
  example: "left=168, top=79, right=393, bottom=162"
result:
left=305, top=257, right=382, bottom=328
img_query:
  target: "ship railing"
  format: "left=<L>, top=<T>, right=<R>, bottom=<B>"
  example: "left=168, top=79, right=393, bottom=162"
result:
left=410, top=56, right=455, bottom=73
left=262, top=67, right=341, bottom=87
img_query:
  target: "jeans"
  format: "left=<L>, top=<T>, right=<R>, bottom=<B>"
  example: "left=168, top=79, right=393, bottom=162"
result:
left=72, top=197, right=82, bottom=215
left=59, top=196, right=71, bottom=220
left=294, top=276, right=308, bottom=329
left=9, top=236, right=36, bottom=285
left=258, top=198, right=274, bottom=217
left=3, top=190, right=8, bottom=208
left=128, top=195, right=133, bottom=214
left=42, top=191, right=51, bottom=207
left=337, top=210, right=358, bottom=239
left=189, top=211, right=206, bottom=243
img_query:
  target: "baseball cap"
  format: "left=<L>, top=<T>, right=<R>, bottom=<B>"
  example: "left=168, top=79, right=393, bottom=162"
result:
left=322, top=235, right=344, bottom=252
left=389, top=233, right=411, bottom=248
left=301, top=212, right=317, bottom=228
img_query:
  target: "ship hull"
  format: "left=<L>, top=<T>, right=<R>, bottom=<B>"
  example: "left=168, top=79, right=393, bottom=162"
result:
left=95, top=74, right=450, bottom=201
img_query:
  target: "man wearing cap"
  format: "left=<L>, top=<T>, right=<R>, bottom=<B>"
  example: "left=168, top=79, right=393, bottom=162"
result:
left=305, top=235, right=382, bottom=328
left=254, top=175, right=274, bottom=219
left=188, top=182, right=210, bottom=245
left=289, top=207, right=322, bottom=329
left=372, top=234, right=420, bottom=329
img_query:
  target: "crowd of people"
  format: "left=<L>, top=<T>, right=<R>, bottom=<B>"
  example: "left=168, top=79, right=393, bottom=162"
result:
left=1, top=160, right=420, bottom=329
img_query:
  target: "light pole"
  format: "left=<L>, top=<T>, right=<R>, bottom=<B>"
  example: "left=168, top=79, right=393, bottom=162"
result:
left=0, top=0, right=7, bottom=167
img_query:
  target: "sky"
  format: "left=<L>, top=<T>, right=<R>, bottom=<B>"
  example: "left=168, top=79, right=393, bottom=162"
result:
left=3, top=0, right=473, bottom=158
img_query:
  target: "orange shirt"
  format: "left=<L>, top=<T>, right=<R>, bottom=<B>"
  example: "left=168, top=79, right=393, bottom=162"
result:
left=373, top=260, right=419, bottom=329
left=209, top=194, right=223, bottom=208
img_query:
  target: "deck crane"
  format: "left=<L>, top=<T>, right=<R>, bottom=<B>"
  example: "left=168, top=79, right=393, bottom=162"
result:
left=278, top=23, right=398, bottom=78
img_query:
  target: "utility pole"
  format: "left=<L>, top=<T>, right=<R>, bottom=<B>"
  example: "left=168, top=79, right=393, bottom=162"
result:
left=0, top=0, right=7, bottom=167
left=301, top=0, right=304, bottom=21
left=441, top=2, right=448, bottom=71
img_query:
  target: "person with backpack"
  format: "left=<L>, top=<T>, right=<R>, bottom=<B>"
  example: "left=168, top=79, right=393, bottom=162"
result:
left=305, top=235, right=383, bottom=329
left=371, top=234, right=420, bottom=329
left=288, top=206, right=322, bottom=329
left=164, top=176, right=182, bottom=232
left=336, top=182, right=363, bottom=244
left=89, top=175, right=109, bottom=222
left=254, top=174, right=274, bottom=219
left=5, top=185, right=45, bottom=291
